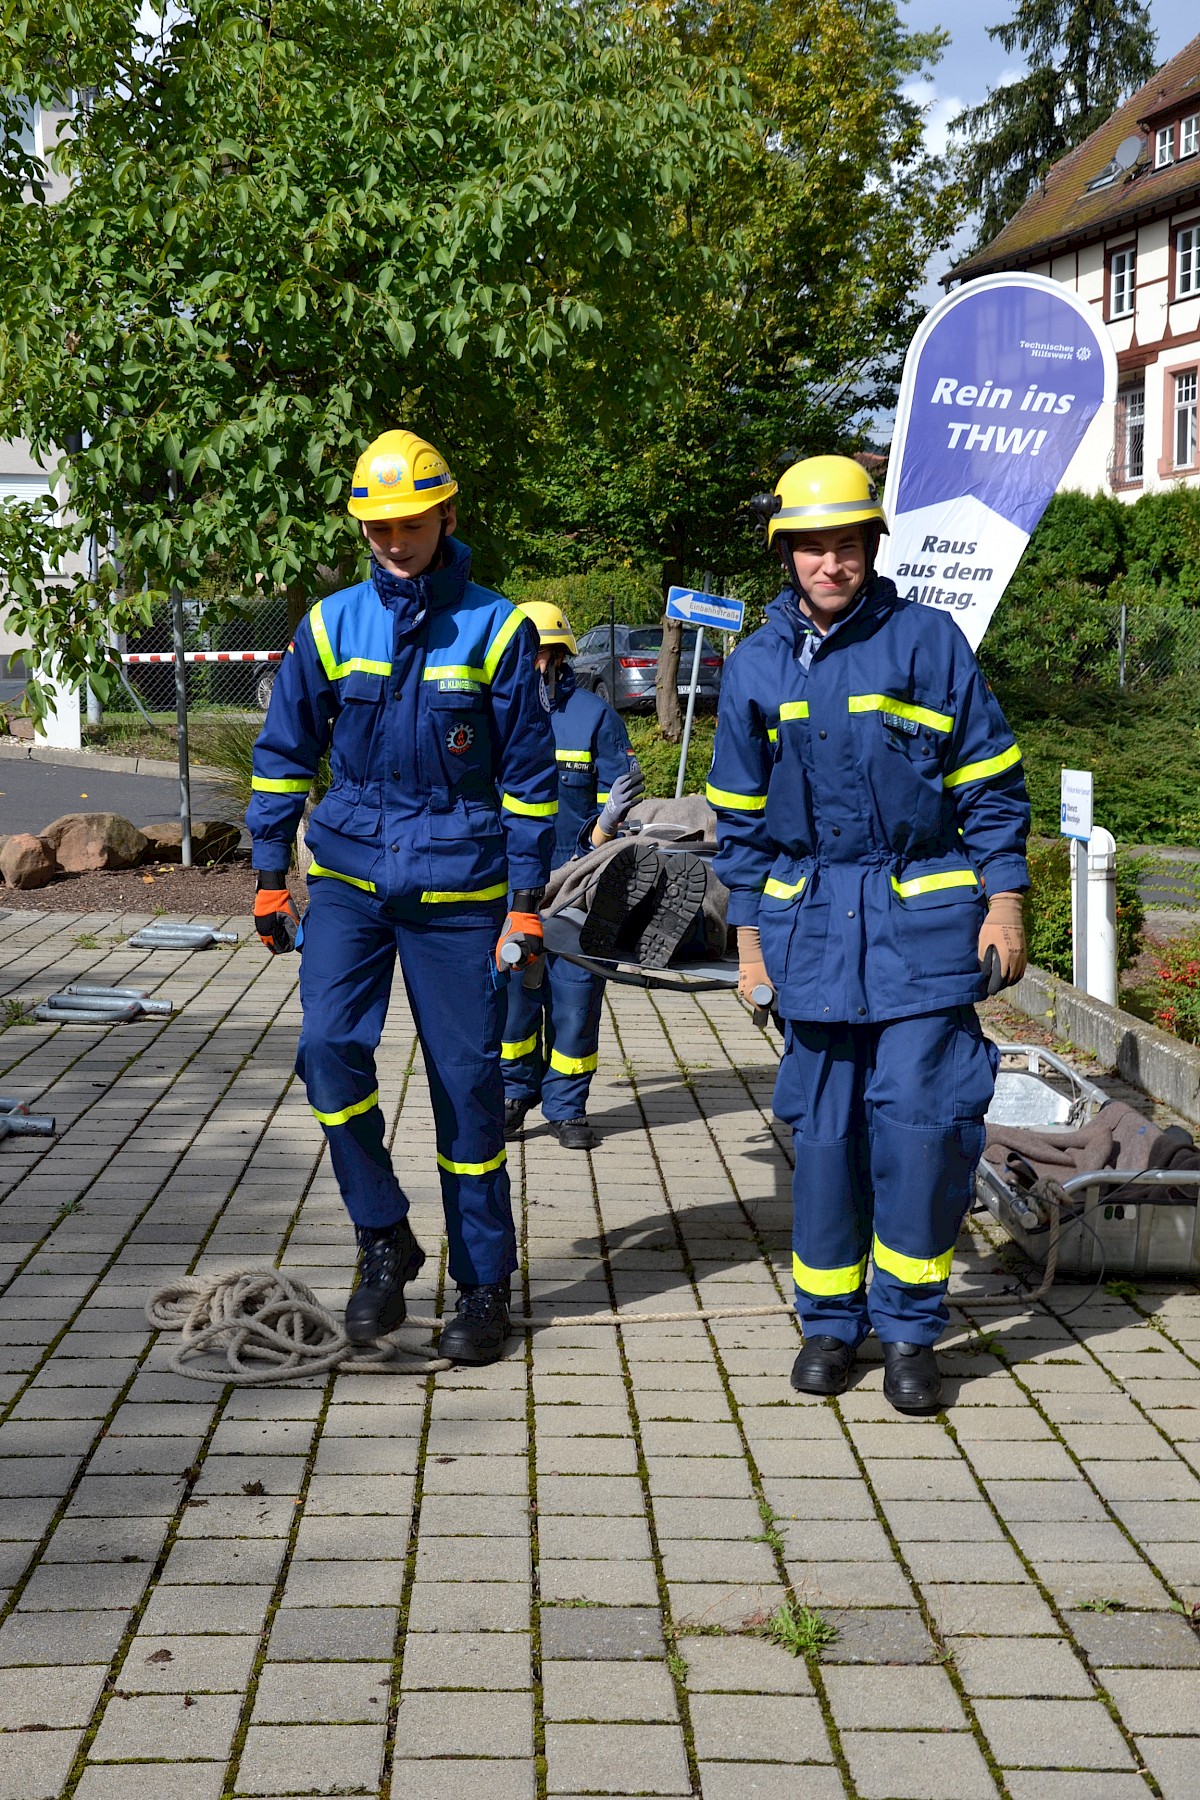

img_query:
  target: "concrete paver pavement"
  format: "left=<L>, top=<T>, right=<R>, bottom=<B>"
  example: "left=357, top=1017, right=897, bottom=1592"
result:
left=1, top=906, right=1200, bottom=1796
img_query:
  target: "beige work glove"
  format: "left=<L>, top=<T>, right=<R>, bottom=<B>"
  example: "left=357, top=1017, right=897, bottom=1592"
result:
left=738, top=925, right=773, bottom=1007
left=978, top=891, right=1027, bottom=996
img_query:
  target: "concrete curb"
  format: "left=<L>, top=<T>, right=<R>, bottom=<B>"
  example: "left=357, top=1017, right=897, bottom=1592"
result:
left=0, top=739, right=225, bottom=782
left=1006, top=962, right=1200, bottom=1129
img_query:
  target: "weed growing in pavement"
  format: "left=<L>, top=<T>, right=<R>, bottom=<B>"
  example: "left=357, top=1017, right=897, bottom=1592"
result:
left=74, top=933, right=99, bottom=949
left=54, top=1201, right=81, bottom=1224
left=666, top=1650, right=689, bottom=1683
left=1078, top=1597, right=1126, bottom=1614
left=1, top=999, right=36, bottom=1027
left=755, top=1499, right=785, bottom=1557
left=1105, top=1279, right=1142, bottom=1303
left=1170, top=1599, right=1200, bottom=1628
left=760, top=1600, right=838, bottom=1657
left=962, top=1331, right=1002, bottom=1357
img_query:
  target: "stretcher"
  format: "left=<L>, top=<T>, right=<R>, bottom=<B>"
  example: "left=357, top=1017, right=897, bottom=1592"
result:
left=540, top=907, right=741, bottom=995
left=977, top=1044, right=1200, bottom=1278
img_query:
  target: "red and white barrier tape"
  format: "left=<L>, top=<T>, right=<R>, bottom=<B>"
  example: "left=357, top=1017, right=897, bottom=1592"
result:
left=122, top=650, right=284, bottom=665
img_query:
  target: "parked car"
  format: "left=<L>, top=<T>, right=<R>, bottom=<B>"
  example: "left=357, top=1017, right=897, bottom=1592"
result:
left=572, top=624, right=724, bottom=712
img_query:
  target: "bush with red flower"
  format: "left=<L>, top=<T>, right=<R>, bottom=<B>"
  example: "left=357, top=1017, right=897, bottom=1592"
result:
left=1151, top=928, right=1200, bottom=1047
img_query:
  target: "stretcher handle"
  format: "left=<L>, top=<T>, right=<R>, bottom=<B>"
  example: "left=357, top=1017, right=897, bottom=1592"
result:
left=751, top=982, right=776, bottom=1028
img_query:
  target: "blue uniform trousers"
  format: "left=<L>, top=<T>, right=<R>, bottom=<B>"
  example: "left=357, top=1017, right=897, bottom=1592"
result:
left=501, top=953, right=604, bottom=1122
left=773, top=1008, right=998, bottom=1347
left=296, top=878, right=516, bottom=1288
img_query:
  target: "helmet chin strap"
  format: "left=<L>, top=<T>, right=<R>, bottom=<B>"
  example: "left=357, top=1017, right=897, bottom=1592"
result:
left=542, top=659, right=558, bottom=702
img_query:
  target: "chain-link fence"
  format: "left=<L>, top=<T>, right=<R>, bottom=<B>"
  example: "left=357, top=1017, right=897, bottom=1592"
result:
left=113, top=596, right=290, bottom=716
left=980, top=596, right=1200, bottom=692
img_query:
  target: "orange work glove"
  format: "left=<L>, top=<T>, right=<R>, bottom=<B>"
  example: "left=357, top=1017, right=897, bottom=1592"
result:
left=254, top=875, right=299, bottom=955
left=737, top=925, right=773, bottom=1007
left=496, top=891, right=544, bottom=972
left=978, top=891, right=1026, bottom=996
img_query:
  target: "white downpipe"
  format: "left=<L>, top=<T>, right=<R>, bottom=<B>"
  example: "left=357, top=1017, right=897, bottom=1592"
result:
left=1086, top=826, right=1118, bottom=1007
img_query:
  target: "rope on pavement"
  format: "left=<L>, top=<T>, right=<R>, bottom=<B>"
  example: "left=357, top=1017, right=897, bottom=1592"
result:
left=146, top=1266, right=794, bottom=1385
left=148, top=1244, right=1075, bottom=1387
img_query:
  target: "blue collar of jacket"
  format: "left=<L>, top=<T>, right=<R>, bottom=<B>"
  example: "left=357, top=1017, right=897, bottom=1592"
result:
left=369, top=535, right=472, bottom=633
left=766, top=575, right=899, bottom=656
left=550, top=663, right=578, bottom=710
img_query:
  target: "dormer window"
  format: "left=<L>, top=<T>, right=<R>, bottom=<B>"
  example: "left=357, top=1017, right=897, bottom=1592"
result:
left=1182, top=114, right=1199, bottom=159
left=1156, top=125, right=1175, bottom=167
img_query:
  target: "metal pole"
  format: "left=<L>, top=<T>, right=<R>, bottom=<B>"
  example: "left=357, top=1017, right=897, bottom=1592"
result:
left=1069, top=837, right=1087, bottom=994
left=1118, top=601, right=1127, bottom=689
left=1086, top=827, right=1118, bottom=1007
left=608, top=596, right=617, bottom=709
left=675, top=626, right=705, bottom=800
left=171, top=583, right=193, bottom=867
left=85, top=531, right=102, bottom=727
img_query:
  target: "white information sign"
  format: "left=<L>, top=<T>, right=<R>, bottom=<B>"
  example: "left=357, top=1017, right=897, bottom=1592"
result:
left=1060, top=768, right=1093, bottom=842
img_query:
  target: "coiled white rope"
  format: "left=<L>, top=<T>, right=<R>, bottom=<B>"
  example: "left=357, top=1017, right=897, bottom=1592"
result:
left=146, top=1267, right=795, bottom=1385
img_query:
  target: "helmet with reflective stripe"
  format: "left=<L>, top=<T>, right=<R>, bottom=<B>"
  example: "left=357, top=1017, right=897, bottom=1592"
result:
left=518, top=601, right=578, bottom=656
left=347, top=429, right=459, bottom=521
left=766, top=455, right=888, bottom=545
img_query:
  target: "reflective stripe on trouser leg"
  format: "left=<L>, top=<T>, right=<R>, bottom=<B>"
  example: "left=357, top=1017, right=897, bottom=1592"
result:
left=773, top=1020, right=872, bottom=1347
left=296, top=878, right=409, bottom=1229
left=865, top=1008, right=998, bottom=1346
left=501, top=966, right=545, bottom=1106
left=541, top=954, right=604, bottom=1122
left=394, top=902, right=517, bottom=1287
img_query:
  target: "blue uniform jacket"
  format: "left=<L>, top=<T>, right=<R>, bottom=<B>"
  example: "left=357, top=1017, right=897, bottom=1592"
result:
left=247, top=538, right=557, bottom=907
left=708, top=576, right=1030, bottom=1023
left=548, top=667, right=634, bottom=870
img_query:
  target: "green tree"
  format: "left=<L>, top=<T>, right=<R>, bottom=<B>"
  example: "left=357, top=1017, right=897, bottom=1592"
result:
left=952, top=0, right=1156, bottom=250
left=0, top=0, right=750, bottom=717
left=520, top=0, right=964, bottom=735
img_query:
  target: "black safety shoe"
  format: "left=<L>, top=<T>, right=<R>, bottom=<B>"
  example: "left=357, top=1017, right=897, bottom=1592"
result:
left=634, top=852, right=708, bottom=968
left=882, top=1341, right=942, bottom=1414
left=546, top=1116, right=597, bottom=1151
left=345, top=1220, right=426, bottom=1345
left=790, top=1335, right=857, bottom=1396
left=439, top=1281, right=512, bottom=1365
left=504, top=1098, right=532, bottom=1141
left=578, top=842, right=662, bottom=959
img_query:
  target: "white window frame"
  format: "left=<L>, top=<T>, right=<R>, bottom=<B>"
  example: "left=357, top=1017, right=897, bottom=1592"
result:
left=1110, top=247, right=1136, bottom=319
left=1182, top=114, right=1199, bottom=160
left=1179, top=224, right=1200, bottom=299
left=1120, top=384, right=1145, bottom=484
left=1156, top=124, right=1175, bottom=167
left=1174, top=369, right=1198, bottom=470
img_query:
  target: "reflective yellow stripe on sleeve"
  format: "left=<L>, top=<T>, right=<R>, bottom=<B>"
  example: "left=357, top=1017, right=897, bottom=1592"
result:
left=549, top=1049, right=598, bottom=1076
left=763, top=875, right=807, bottom=900
left=556, top=749, right=594, bottom=763
left=890, top=870, right=978, bottom=900
left=596, top=790, right=611, bottom=804
left=501, top=1033, right=539, bottom=1061
left=706, top=784, right=767, bottom=813
left=942, top=743, right=1022, bottom=789
left=779, top=701, right=809, bottom=721
left=482, top=608, right=526, bottom=681
left=502, top=793, right=558, bottom=817
left=766, top=728, right=778, bottom=744
left=251, top=776, right=312, bottom=794
left=792, top=1253, right=867, bottom=1296
left=848, top=694, right=954, bottom=732
left=436, top=1148, right=508, bottom=1177
left=421, top=882, right=509, bottom=904
left=872, top=1234, right=954, bottom=1287
left=308, top=861, right=377, bottom=893
left=312, top=1090, right=379, bottom=1127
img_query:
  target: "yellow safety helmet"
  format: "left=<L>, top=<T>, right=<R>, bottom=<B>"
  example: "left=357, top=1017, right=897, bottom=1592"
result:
left=764, top=455, right=888, bottom=545
left=518, top=601, right=578, bottom=656
left=347, top=429, right=459, bottom=521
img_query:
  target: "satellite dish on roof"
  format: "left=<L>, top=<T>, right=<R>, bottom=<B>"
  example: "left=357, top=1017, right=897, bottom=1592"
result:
left=1113, top=134, right=1144, bottom=170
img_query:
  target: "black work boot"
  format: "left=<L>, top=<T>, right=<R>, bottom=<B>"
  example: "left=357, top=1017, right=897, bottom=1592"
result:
left=790, top=1335, right=857, bottom=1396
left=345, top=1221, right=426, bottom=1346
left=882, top=1342, right=942, bottom=1414
left=547, top=1117, right=597, bottom=1151
left=504, top=1098, right=532, bottom=1141
left=633, top=851, right=708, bottom=968
left=439, top=1280, right=512, bottom=1365
left=578, top=842, right=662, bottom=958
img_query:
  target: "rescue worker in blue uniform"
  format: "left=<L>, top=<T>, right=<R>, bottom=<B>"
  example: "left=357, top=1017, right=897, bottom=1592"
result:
left=501, top=602, right=644, bottom=1150
left=247, top=429, right=557, bottom=1364
left=709, top=456, right=1030, bottom=1412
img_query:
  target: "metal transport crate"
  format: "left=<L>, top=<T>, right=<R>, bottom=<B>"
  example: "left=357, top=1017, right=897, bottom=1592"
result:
left=977, top=1044, right=1200, bottom=1278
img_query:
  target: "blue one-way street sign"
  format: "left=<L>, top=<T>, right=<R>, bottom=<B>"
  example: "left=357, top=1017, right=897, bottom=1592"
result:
left=665, top=586, right=745, bottom=632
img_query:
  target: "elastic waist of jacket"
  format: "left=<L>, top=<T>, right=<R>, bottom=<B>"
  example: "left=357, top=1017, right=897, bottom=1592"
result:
left=427, top=779, right=498, bottom=814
